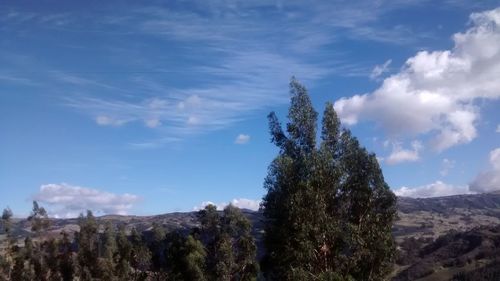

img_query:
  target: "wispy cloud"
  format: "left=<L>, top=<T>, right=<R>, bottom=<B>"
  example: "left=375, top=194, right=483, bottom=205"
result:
left=1, top=1, right=478, bottom=147
left=51, top=71, right=117, bottom=89
left=0, top=9, right=72, bottom=28
left=370, top=59, right=392, bottom=80
left=440, top=158, right=456, bottom=177
left=65, top=50, right=330, bottom=145
left=0, top=74, right=40, bottom=86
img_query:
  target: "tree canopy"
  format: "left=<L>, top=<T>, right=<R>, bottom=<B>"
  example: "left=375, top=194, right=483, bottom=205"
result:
left=262, top=78, right=397, bottom=281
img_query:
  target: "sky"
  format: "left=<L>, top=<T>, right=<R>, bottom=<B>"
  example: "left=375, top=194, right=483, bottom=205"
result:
left=1, top=0, right=499, bottom=218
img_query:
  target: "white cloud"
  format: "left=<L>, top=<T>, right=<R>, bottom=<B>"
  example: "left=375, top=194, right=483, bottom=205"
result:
left=385, top=140, right=422, bottom=165
left=235, top=134, right=250, bottom=144
left=394, top=181, right=473, bottom=198
left=496, top=124, right=500, bottom=133
left=397, top=148, right=500, bottom=197
left=187, top=116, right=200, bottom=125
left=470, top=147, right=500, bottom=192
left=95, top=115, right=127, bottom=126
left=193, top=198, right=261, bottom=211
left=334, top=8, right=500, bottom=152
left=229, top=198, right=261, bottom=210
left=440, top=158, right=456, bottom=176
left=33, top=183, right=140, bottom=218
left=370, top=59, right=392, bottom=80
left=145, top=118, right=161, bottom=128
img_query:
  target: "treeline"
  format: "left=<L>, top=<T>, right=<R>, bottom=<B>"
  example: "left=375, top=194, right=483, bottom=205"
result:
left=0, top=79, right=397, bottom=280
left=451, top=260, right=500, bottom=281
left=0, top=202, right=258, bottom=281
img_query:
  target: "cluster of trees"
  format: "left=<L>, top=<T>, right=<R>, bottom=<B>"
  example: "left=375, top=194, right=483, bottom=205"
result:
left=0, top=79, right=397, bottom=280
left=452, top=260, right=500, bottom=281
left=0, top=202, right=258, bottom=281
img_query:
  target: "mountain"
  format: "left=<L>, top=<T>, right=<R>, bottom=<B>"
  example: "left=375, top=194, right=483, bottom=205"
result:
left=391, top=192, right=500, bottom=280
left=394, top=192, right=500, bottom=242
left=2, top=192, right=500, bottom=280
left=392, top=224, right=500, bottom=280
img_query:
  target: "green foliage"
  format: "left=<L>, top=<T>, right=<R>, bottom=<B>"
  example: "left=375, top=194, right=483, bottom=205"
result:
left=100, top=222, right=117, bottom=280
left=130, top=227, right=151, bottom=280
left=198, top=204, right=259, bottom=281
left=10, top=253, right=25, bottom=281
left=28, top=201, right=50, bottom=234
left=115, top=225, right=132, bottom=279
left=182, top=235, right=207, bottom=281
left=0, top=208, right=13, bottom=280
left=164, top=231, right=186, bottom=279
left=59, top=231, right=74, bottom=281
left=149, top=222, right=167, bottom=279
left=287, top=77, right=318, bottom=153
left=76, top=210, right=101, bottom=279
left=1, top=208, right=13, bottom=234
left=45, top=238, right=60, bottom=279
left=23, top=202, right=54, bottom=281
left=214, top=233, right=233, bottom=281
left=164, top=231, right=207, bottom=281
left=0, top=255, right=9, bottom=281
left=262, top=79, right=397, bottom=280
left=452, top=260, right=500, bottom=281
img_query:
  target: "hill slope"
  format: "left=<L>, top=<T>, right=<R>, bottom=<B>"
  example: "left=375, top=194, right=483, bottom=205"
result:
left=2, top=192, right=500, bottom=280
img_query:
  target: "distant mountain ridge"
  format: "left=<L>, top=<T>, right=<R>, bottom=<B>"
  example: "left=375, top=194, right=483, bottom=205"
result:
left=3, top=192, right=500, bottom=240
left=3, top=192, right=500, bottom=280
left=397, top=192, right=500, bottom=214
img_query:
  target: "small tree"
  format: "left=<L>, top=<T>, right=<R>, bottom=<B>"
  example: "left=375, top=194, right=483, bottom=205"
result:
left=10, top=253, right=25, bottom=281
left=164, top=231, right=207, bottom=281
left=198, top=204, right=258, bottom=281
left=198, top=204, right=220, bottom=278
left=76, top=210, right=100, bottom=280
left=0, top=208, right=13, bottom=280
left=149, top=222, right=167, bottom=279
left=45, top=238, right=61, bottom=280
left=101, top=222, right=117, bottom=280
left=130, top=228, right=151, bottom=281
left=221, top=205, right=259, bottom=281
left=28, top=201, right=50, bottom=236
left=59, top=231, right=74, bottom=281
left=182, top=235, right=207, bottom=281
left=1, top=208, right=13, bottom=235
left=165, top=231, right=186, bottom=280
left=115, top=225, right=132, bottom=279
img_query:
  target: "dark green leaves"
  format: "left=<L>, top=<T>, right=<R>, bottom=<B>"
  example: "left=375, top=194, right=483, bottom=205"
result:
left=262, top=78, right=397, bottom=281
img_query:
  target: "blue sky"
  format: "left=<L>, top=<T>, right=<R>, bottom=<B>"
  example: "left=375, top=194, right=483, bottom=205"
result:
left=1, top=0, right=499, bottom=217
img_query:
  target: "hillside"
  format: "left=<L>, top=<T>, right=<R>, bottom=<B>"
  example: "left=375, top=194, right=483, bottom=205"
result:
left=5, top=192, right=500, bottom=240
left=393, top=225, right=500, bottom=280
left=2, top=192, right=500, bottom=280
left=394, top=192, right=500, bottom=242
